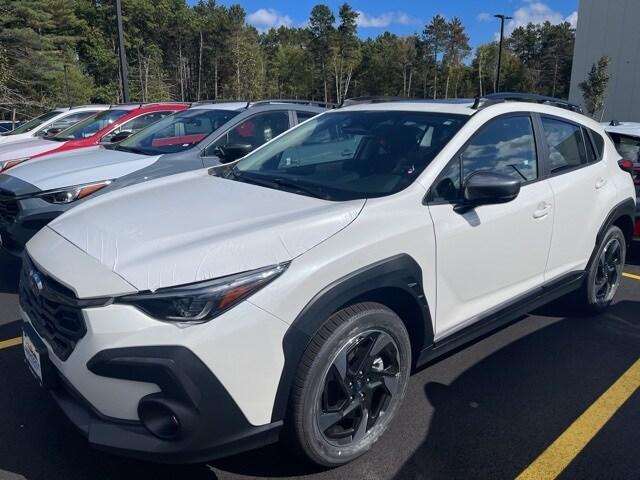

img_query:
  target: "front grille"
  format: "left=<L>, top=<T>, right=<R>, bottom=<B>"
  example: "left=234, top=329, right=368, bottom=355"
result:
left=0, top=190, right=18, bottom=225
left=19, top=257, right=87, bottom=361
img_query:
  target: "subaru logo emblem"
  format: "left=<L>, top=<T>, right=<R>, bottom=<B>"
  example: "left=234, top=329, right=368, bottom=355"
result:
left=29, top=270, right=44, bottom=296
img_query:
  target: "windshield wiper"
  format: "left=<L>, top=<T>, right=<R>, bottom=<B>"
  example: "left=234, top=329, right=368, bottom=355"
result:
left=231, top=171, right=330, bottom=200
left=113, top=145, right=150, bottom=155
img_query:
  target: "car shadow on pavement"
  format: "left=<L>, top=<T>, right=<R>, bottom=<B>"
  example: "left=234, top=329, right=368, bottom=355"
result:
left=0, top=252, right=20, bottom=294
left=392, top=300, right=640, bottom=480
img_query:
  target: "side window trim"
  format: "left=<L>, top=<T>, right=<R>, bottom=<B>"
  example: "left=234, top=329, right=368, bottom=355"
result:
left=538, top=113, right=595, bottom=178
left=426, top=111, right=541, bottom=205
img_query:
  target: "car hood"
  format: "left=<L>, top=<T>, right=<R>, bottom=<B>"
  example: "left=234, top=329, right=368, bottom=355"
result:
left=0, top=138, right=60, bottom=162
left=0, top=132, right=33, bottom=145
left=5, top=147, right=159, bottom=191
left=47, top=169, right=365, bottom=292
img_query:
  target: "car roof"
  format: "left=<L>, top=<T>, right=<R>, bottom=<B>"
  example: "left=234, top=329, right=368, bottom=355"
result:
left=190, top=102, right=249, bottom=111
left=603, top=122, right=640, bottom=137
left=108, top=103, right=190, bottom=112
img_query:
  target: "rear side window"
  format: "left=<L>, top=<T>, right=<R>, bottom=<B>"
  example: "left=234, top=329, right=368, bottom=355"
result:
left=541, top=118, right=588, bottom=174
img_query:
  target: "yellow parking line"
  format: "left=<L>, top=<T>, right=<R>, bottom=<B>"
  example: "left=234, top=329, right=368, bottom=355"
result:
left=0, top=336, right=22, bottom=350
left=516, top=358, right=640, bottom=480
left=622, top=272, right=640, bottom=281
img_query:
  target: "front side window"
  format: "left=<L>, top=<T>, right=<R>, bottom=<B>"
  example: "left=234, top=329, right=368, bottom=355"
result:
left=100, top=111, right=173, bottom=143
left=430, top=115, right=537, bottom=203
left=231, top=111, right=467, bottom=201
left=542, top=117, right=588, bottom=174
left=462, top=115, right=537, bottom=182
left=206, top=111, right=290, bottom=155
left=115, top=108, right=240, bottom=155
left=47, top=111, right=97, bottom=133
left=608, top=132, right=640, bottom=163
left=54, top=110, right=129, bottom=141
left=1, top=110, right=60, bottom=136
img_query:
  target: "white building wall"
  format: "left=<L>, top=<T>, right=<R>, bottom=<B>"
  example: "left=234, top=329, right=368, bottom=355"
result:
left=569, top=0, right=640, bottom=121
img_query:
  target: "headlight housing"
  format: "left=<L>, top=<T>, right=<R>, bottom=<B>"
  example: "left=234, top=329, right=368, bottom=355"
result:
left=0, top=157, right=29, bottom=173
left=116, top=264, right=288, bottom=323
left=35, top=180, right=112, bottom=204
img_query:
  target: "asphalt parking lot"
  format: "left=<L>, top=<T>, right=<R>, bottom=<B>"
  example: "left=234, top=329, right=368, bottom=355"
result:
left=0, top=248, right=638, bottom=480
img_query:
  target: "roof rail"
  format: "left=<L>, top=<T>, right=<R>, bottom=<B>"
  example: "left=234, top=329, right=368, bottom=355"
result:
left=340, top=96, right=474, bottom=108
left=65, top=104, right=110, bottom=110
left=192, top=99, right=251, bottom=105
left=249, top=99, right=337, bottom=109
left=471, top=92, right=583, bottom=113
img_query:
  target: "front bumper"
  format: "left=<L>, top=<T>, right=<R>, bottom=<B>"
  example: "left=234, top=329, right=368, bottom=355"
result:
left=43, top=342, right=282, bottom=463
left=0, top=195, right=69, bottom=255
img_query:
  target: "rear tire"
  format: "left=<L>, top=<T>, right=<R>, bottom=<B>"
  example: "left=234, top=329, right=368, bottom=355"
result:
left=287, top=302, right=411, bottom=467
left=582, top=225, right=626, bottom=312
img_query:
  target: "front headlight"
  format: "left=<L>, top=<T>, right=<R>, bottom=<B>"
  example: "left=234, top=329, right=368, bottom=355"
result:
left=0, top=157, right=29, bottom=173
left=36, top=180, right=112, bottom=204
left=116, top=263, right=288, bottom=323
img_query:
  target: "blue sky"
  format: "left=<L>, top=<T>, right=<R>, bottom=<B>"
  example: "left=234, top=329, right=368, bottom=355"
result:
left=213, top=0, right=578, bottom=47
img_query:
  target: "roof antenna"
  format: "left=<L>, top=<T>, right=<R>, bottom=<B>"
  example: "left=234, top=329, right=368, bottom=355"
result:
left=471, top=96, right=481, bottom=110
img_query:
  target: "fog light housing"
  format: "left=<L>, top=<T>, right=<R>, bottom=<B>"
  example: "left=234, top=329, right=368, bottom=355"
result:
left=138, top=395, right=182, bottom=440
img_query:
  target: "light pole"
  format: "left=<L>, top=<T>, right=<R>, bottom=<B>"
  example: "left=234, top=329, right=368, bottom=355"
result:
left=494, top=14, right=512, bottom=93
left=115, top=0, right=129, bottom=103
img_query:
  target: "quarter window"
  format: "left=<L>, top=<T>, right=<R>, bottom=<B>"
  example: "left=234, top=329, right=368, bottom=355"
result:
left=541, top=118, right=588, bottom=174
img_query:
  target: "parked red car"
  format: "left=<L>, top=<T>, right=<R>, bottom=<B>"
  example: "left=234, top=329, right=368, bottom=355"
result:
left=0, top=103, right=189, bottom=173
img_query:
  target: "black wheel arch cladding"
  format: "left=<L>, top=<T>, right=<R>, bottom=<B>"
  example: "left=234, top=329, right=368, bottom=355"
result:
left=271, top=253, right=433, bottom=423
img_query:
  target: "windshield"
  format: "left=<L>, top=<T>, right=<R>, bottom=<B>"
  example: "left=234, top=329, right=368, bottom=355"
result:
left=53, top=110, right=129, bottom=141
left=115, top=108, right=240, bottom=155
left=1, top=111, right=60, bottom=136
left=231, top=110, right=467, bottom=201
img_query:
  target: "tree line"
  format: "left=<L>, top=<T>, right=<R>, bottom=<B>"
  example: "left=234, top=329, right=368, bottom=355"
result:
left=0, top=0, right=576, bottom=119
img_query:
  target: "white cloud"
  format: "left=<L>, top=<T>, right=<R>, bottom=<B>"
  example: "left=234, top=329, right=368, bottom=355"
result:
left=247, top=8, right=293, bottom=32
left=565, top=11, right=578, bottom=28
left=504, top=2, right=578, bottom=36
left=356, top=10, right=421, bottom=28
left=477, top=12, right=492, bottom=22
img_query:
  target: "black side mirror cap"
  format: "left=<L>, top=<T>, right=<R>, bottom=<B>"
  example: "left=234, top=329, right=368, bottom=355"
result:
left=217, top=143, right=253, bottom=163
left=109, top=131, right=133, bottom=143
left=456, top=171, right=521, bottom=212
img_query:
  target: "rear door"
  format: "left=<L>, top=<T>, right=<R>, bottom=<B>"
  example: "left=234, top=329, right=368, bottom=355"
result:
left=428, top=113, right=555, bottom=338
left=540, top=116, right=618, bottom=281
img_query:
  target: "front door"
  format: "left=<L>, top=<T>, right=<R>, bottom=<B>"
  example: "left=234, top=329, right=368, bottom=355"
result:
left=427, top=114, right=554, bottom=339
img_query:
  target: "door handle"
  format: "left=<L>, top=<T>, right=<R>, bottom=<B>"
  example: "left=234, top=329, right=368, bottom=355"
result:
left=533, top=202, right=552, bottom=219
left=595, top=177, right=608, bottom=189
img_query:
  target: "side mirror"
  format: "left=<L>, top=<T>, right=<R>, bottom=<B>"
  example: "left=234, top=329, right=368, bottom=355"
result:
left=109, top=131, right=133, bottom=143
left=44, top=127, right=64, bottom=137
left=458, top=171, right=520, bottom=211
left=216, top=143, right=253, bottom=163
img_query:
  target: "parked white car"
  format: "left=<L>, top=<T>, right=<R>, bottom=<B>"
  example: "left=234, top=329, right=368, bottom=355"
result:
left=20, top=94, right=636, bottom=466
left=603, top=121, right=640, bottom=239
left=0, top=105, right=108, bottom=145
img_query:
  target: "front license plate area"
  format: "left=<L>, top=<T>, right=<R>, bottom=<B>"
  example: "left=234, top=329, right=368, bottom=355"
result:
left=22, top=323, right=56, bottom=389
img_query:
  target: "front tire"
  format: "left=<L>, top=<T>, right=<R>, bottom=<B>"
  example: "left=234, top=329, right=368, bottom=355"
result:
left=288, top=302, right=411, bottom=467
left=583, top=225, right=626, bottom=312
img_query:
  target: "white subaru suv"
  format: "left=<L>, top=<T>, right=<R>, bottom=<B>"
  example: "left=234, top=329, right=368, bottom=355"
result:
left=20, top=94, right=636, bottom=466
